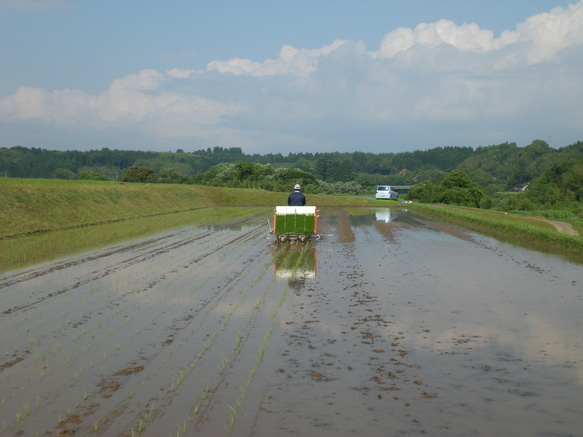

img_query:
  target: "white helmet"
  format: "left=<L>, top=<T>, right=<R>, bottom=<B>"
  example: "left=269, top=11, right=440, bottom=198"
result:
left=294, top=184, right=301, bottom=190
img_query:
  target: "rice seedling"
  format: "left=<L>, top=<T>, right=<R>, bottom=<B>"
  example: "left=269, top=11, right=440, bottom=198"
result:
left=233, top=330, right=243, bottom=350
left=218, top=358, right=229, bottom=374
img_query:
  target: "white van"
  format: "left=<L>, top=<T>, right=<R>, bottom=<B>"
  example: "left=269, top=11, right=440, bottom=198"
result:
left=375, top=185, right=398, bottom=200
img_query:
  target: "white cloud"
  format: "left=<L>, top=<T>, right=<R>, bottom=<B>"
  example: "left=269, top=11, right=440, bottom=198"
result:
left=0, top=70, right=245, bottom=137
left=167, top=68, right=202, bottom=79
left=370, top=1, right=583, bottom=67
left=1, top=2, right=583, bottom=152
left=207, top=40, right=349, bottom=77
left=515, top=2, right=583, bottom=63
left=370, top=20, right=509, bottom=59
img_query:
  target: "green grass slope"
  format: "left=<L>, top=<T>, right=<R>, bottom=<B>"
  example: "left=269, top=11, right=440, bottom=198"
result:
left=0, top=179, right=379, bottom=238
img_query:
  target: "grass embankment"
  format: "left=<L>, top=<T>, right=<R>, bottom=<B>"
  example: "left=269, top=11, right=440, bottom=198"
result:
left=0, top=179, right=377, bottom=239
left=3, top=179, right=580, bottom=256
left=0, top=179, right=215, bottom=238
left=408, top=203, right=583, bottom=255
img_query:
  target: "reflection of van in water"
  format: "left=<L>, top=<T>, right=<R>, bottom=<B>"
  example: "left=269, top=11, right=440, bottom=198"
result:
left=375, top=209, right=394, bottom=223
left=375, top=185, right=398, bottom=200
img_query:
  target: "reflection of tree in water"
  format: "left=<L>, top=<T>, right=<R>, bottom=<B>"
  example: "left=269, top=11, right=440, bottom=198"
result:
left=272, top=243, right=317, bottom=293
left=205, top=224, right=244, bottom=232
left=348, top=213, right=376, bottom=227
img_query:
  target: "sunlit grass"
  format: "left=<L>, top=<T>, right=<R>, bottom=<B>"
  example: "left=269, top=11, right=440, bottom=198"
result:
left=409, top=203, right=583, bottom=256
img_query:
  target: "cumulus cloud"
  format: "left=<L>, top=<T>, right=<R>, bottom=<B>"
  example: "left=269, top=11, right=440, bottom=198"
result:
left=1, top=2, right=582, bottom=152
left=515, top=2, right=583, bottom=63
left=207, top=40, right=349, bottom=77
left=370, top=20, right=506, bottom=59
left=0, top=69, right=245, bottom=137
left=370, top=1, right=583, bottom=67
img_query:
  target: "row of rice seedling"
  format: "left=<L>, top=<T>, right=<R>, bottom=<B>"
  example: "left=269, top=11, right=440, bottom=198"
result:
left=84, top=219, right=272, bottom=435
left=125, top=238, right=283, bottom=435
left=0, top=215, right=270, bottom=436
left=222, top=243, right=315, bottom=431
left=76, top=224, right=269, bottom=433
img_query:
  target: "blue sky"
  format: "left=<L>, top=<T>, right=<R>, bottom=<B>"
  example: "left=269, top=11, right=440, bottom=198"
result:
left=1, top=0, right=582, bottom=154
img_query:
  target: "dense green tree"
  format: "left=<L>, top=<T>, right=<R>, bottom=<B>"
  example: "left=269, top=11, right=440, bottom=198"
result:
left=53, top=168, right=76, bottom=179
left=408, top=170, right=489, bottom=208
left=406, top=181, right=440, bottom=203
left=441, top=170, right=474, bottom=189
left=235, top=162, right=271, bottom=182
left=121, top=166, right=158, bottom=183
left=438, top=171, right=488, bottom=208
left=2, top=140, right=583, bottom=202
left=79, top=171, right=110, bottom=181
left=159, top=168, right=189, bottom=184
left=526, top=158, right=583, bottom=206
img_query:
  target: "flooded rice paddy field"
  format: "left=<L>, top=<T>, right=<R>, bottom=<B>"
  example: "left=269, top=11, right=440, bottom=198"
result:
left=1, top=207, right=582, bottom=436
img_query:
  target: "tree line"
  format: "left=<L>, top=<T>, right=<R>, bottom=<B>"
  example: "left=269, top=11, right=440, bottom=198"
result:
left=2, top=140, right=583, bottom=211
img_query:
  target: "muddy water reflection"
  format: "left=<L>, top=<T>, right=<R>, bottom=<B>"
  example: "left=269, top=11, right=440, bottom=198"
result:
left=273, top=244, right=317, bottom=292
left=252, top=207, right=583, bottom=437
left=1, top=206, right=581, bottom=437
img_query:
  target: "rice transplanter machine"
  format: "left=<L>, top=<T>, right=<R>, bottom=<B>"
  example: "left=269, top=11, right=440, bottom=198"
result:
left=270, top=206, right=319, bottom=243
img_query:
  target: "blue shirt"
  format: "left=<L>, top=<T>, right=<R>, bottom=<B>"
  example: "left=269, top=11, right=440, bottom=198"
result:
left=288, top=191, right=306, bottom=206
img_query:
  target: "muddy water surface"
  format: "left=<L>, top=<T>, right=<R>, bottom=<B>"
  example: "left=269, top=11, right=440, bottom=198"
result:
left=1, top=207, right=581, bottom=436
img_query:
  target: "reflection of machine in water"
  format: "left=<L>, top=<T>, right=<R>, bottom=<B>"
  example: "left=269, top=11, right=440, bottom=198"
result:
left=272, top=243, right=317, bottom=291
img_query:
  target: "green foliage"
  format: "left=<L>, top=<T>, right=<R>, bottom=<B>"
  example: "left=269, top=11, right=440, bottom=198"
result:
left=411, top=203, right=583, bottom=256
left=441, top=170, right=473, bottom=189
left=79, top=172, right=111, bottom=181
left=404, top=181, right=438, bottom=203
left=274, top=168, right=317, bottom=187
left=2, top=139, right=583, bottom=205
left=235, top=162, right=272, bottom=182
left=407, top=170, right=490, bottom=208
left=121, top=166, right=158, bottom=183
left=526, top=158, right=583, bottom=206
left=314, top=157, right=353, bottom=182
left=317, top=180, right=365, bottom=195
left=53, top=168, right=77, bottom=180
left=159, top=168, right=189, bottom=184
